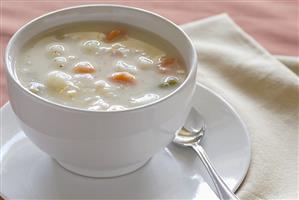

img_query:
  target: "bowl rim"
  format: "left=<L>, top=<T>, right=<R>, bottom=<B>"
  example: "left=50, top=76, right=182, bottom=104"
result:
left=5, top=4, right=197, bottom=114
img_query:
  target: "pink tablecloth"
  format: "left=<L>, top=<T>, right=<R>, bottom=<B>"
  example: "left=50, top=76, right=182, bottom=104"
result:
left=0, top=1, right=298, bottom=107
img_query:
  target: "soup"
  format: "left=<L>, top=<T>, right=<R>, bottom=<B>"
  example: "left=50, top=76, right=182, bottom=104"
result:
left=15, top=22, right=187, bottom=111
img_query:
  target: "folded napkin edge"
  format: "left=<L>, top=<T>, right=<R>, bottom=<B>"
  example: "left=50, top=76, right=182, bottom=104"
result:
left=181, top=14, right=299, bottom=78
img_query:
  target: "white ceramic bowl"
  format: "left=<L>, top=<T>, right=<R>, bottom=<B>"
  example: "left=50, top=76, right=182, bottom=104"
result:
left=5, top=5, right=197, bottom=177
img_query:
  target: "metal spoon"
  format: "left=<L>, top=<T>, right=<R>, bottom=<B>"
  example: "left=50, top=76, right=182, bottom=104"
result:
left=173, top=108, right=240, bottom=200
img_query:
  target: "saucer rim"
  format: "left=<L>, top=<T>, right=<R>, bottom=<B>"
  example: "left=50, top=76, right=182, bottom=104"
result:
left=197, top=83, right=251, bottom=192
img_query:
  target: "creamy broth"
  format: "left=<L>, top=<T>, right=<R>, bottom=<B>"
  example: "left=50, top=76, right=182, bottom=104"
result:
left=15, top=22, right=187, bottom=111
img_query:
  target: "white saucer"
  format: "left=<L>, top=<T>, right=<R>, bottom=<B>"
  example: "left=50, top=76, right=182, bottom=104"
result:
left=0, top=84, right=250, bottom=199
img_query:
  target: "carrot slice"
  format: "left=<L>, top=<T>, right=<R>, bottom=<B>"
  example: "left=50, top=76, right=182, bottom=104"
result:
left=160, top=57, right=176, bottom=67
left=106, top=29, right=125, bottom=42
left=109, top=72, right=136, bottom=84
left=73, top=63, right=95, bottom=74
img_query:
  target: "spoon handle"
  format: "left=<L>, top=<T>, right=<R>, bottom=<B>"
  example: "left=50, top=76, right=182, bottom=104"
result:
left=192, top=143, right=240, bottom=200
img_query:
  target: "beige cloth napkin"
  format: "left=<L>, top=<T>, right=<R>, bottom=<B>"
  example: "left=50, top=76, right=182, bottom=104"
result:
left=181, top=14, right=298, bottom=200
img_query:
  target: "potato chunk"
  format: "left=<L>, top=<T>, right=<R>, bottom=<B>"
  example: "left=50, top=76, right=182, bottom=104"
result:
left=47, top=44, right=65, bottom=57
left=53, top=56, right=67, bottom=68
left=115, top=61, right=137, bottom=74
left=28, top=82, right=45, bottom=94
left=107, top=105, right=126, bottom=111
left=137, top=56, right=154, bottom=70
left=130, top=93, right=159, bottom=104
left=81, top=40, right=101, bottom=53
left=94, top=80, right=117, bottom=97
left=46, top=71, right=72, bottom=91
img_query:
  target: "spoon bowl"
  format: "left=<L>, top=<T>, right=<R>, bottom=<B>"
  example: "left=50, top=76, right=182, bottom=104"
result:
left=173, top=107, right=240, bottom=200
left=173, top=107, right=205, bottom=146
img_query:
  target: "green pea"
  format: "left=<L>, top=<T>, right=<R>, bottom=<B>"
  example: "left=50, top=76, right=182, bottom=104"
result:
left=159, top=76, right=179, bottom=88
left=159, top=82, right=170, bottom=88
